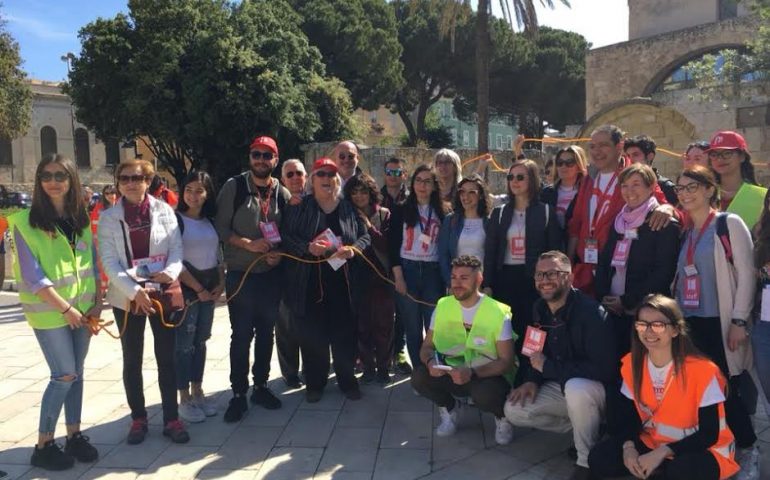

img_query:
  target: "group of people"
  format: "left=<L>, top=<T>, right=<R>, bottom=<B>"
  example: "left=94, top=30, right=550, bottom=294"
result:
left=7, top=125, right=770, bottom=480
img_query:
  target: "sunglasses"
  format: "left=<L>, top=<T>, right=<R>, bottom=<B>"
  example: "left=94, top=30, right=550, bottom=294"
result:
left=38, top=171, right=70, bottom=183
left=414, top=178, right=434, bottom=186
left=634, top=320, right=672, bottom=334
left=285, top=171, right=305, bottom=179
left=250, top=151, right=274, bottom=161
left=385, top=168, right=403, bottom=177
left=673, top=182, right=702, bottom=194
left=314, top=170, right=336, bottom=178
left=534, top=270, right=569, bottom=282
left=556, top=159, right=576, bottom=168
left=708, top=150, right=738, bottom=160
left=118, top=174, right=147, bottom=185
left=338, top=153, right=356, bottom=161
left=507, top=173, right=527, bottom=182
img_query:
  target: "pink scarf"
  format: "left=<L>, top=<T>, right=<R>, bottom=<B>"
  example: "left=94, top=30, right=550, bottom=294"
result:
left=614, top=196, right=659, bottom=235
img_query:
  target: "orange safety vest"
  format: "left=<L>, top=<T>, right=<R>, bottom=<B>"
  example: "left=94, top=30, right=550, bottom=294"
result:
left=620, top=354, right=739, bottom=480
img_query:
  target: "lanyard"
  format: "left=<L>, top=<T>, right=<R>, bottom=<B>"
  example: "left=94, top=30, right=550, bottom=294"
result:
left=418, top=206, right=433, bottom=235
left=640, top=361, right=676, bottom=426
left=686, top=211, right=716, bottom=266
left=589, top=172, right=618, bottom=236
left=256, top=179, right=274, bottom=221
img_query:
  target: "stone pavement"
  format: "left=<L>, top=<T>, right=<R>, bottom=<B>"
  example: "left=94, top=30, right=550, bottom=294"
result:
left=0, top=297, right=768, bottom=480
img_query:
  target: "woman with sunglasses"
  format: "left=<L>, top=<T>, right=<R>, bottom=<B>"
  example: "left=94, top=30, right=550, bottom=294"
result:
left=8, top=154, right=101, bottom=470
left=595, top=163, right=680, bottom=357
left=98, top=159, right=188, bottom=445
left=483, top=160, right=562, bottom=382
left=437, top=175, right=492, bottom=288
left=540, top=145, right=588, bottom=230
left=672, top=165, right=757, bottom=457
left=707, top=130, right=767, bottom=230
left=589, top=294, right=739, bottom=480
left=282, top=158, right=370, bottom=402
left=388, top=164, right=446, bottom=369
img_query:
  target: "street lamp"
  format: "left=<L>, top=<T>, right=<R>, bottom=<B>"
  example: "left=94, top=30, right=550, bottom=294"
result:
left=60, top=52, right=77, bottom=163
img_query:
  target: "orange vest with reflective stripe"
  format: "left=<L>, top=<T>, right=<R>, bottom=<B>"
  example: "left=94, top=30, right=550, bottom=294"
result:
left=620, top=354, right=739, bottom=480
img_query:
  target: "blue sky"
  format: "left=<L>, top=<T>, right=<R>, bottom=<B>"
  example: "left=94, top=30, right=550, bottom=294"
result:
left=4, top=0, right=628, bottom=82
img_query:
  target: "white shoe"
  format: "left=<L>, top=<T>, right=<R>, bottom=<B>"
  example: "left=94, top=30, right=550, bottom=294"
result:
left=436, top=404, right=461, bottom=437
left=193, top=394, right=218, bottom=417
left=494, top=417, right=513, bottom=445
left=178, top=400, right=206, bottom=423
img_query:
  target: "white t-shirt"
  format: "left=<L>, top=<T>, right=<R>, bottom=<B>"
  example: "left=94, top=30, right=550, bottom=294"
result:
left=556, top=185, right=578, bottom=228
left=400, top=204, right=440, bottom=262
left=456, top=218, right=485, bottom=263
left=429, top=294, right=513, bottom=341
left=621, top=358, right=726, bottom=406
left=589, top=172, right=618, bottom=234
left=180, top=215, right=220, bottom=270
left=503, top=209, right=526, bottom=265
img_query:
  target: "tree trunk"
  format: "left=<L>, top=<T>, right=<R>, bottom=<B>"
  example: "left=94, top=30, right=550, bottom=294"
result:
left=395, top=101, right=418, bottom=146
left=476, top=0, right=490, bottom=155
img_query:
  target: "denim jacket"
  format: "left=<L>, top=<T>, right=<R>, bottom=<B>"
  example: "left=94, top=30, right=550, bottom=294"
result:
left=437, top=212, right=488, bottom=287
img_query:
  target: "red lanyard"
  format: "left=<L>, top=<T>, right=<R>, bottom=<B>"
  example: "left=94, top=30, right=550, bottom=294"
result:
left=686, top=210, right=716, bottom=266
left=589, top=172, right=618, bottom=235
left=257, top=179, right=274, bottom=220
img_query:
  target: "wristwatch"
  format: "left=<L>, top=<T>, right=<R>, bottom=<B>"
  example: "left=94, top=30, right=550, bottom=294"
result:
left=731, top=318, right=748, bottom=327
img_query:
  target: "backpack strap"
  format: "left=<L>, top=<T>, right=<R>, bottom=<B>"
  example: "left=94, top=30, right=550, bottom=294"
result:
left=175, top=211, right=185, bottom=235
left=230, top=174, right=250, bottom=230
left=716, top=212, right=734, bottom=266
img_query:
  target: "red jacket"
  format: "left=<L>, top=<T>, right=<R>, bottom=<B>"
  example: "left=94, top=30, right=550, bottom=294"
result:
left=152, top=185, right=178, bottom=207
left=568, top=156, right=668, bottom=296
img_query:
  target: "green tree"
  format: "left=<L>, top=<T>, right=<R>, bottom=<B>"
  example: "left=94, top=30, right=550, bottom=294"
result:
left=0, top=4, right=32, bottom=141
left=65, top=0, right=356, bottom=185
left=288, top=0, right=404, bottom=110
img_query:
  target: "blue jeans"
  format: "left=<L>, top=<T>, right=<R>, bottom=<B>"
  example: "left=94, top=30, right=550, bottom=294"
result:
left=395, top=260, right=444, bottom=367
left=175, top=297, right=215, bottom=390
left=753, top=320, right=770, bottom=404
left=33, top=326, right=91, bottom=433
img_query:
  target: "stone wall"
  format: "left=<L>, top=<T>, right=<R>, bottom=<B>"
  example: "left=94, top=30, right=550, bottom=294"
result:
left=628, top=0, right=752, bottom=40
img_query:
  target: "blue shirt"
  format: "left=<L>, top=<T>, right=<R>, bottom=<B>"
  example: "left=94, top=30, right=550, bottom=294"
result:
left=675, top=221, right=719, bottom=318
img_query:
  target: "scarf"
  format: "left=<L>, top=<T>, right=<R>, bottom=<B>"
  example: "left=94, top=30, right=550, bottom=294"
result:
left=614, top=196, right=659, bottom=235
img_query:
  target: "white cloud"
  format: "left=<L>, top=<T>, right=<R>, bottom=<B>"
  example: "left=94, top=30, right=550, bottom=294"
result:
left=5, top=13, right=75, bottom=41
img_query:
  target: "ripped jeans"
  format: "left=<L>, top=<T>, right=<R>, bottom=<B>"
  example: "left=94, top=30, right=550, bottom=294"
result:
left=174, top=298, right=215, bottom=390
left=33, top=325, right=91, bottom=434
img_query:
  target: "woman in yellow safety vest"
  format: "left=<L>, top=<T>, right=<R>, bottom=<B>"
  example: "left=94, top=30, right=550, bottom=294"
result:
left=588, top=294, right=739, bottom=480
left=8, top=154, right=101, bottom=471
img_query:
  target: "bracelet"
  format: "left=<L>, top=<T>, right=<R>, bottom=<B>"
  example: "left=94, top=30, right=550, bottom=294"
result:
left=61, top=305, right=72, bottom=315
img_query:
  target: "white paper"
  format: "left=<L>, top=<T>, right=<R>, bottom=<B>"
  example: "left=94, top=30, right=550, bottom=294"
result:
left=761, top=286, right=770, bottom=322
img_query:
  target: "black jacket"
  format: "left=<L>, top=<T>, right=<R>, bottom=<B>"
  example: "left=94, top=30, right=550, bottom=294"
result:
left=522, top=288, right=618, bottom=389
left=654, top=169, right=679, bottom=206
left=540, top=181, right=578, bottom=230
left=280, top=196, right=370, bottom=317
left=483, top=200, right=563, bottom=290
left=595, top=213, right=681, bottom=310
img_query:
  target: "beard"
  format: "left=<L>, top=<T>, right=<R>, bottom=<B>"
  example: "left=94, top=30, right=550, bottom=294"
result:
left=538, top=282, right=569, bottom=302
left=251, top=163, right=272, bottom=179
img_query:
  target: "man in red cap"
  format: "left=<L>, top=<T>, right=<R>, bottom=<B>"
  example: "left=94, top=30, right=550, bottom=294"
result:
left=215, top=135, right=291, bottom=422
left=707, top=130, right=767, bottom=229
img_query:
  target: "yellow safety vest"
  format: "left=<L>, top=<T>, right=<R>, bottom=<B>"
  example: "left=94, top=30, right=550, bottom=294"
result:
left=726, top=182, right=767, bottom=229
left=8, top=209, right=96, bottom=329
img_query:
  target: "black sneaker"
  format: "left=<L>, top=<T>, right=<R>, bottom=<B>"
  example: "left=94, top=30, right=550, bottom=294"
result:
left=283, top=375, right=304, bottom=389
left=224, top=395, right=248, bottom=423
left=64, top=432, right=98, bottom=462
left=361, top=369, right=376, bottom=384
left=30, top=440, right=74, bottom=471
left=376, top=371, right=391, bottom=385
left=306, top=390, right=323, bottom=403
left=162, top=420, right=190, bottom=444
left=250, top=385, right=281, bottom=410
left=126, top=417, right=148, bottom=445
left=343, top=387, right=362, bottom=401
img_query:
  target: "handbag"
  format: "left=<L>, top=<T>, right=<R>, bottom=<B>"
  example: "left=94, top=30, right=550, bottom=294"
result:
left=182, top=261, right=221, bottom=294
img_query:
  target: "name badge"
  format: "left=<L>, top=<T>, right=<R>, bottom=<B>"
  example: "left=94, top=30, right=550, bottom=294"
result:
left=584, top=238, right=599, bottom=265
left=611, top=239, right=631, bottom=267
left=684, top=264, right=698, bottom=277
left=259, top=221, right=282, bottom=244
left=419, top=233, right=432, bottom=247
left=510, top=237, right=525, bottom=260
left=522, top=326, right=547, bottom=357
left=682, top=275, right=701, bottom=309
left=472, top=336, right=487, bottom=346
left=624, top=229, right=638, bottom=240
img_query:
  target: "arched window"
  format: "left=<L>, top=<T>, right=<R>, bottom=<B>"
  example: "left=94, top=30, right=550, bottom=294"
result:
left=74, top=128, right=90, bottom=167
left=105, top=138, right=120, bottom=166
left=41, top=126, right=57, bottom=156
left=0, top=138, right=11, bottom=165
left=652, top=48, right=763, bottom=93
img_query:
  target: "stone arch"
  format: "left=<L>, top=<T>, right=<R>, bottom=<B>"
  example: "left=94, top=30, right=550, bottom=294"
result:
left=579, top=99, right=696, bottom=179
left=40, top=126, right=57, bottom=156
left=641, top=42, right=748, bottom=96
left=75, top=128, right=90, bottom=167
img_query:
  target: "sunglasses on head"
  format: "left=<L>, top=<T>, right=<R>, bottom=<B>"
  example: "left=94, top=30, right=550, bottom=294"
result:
left=338, top=153, right=356, bottom=161
left=285, top=171, right=305, bottom=179
left=118, top=174, right=147, bottom=185
left=250, top=151, right=274, bottom=161
left=315, top=170, right=336, bottom=178
left=507, top=173, right=527, bottom=182
left=385, top=168, right=403, bottom=177
left=38, top=171, right=70, bottom=183
left=634, top=320, right=671, bottom=334
left=556, top=159, right=576, bottom=168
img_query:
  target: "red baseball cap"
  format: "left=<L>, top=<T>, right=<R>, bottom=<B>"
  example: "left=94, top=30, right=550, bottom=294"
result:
left=312, top=157, right=338, bottom=173
left=707, top=131, right=748, bottom=152
left=249, top=136, right=278, bottom=155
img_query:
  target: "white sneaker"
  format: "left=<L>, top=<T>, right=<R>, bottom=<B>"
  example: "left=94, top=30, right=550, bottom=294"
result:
left=193, top=394, right=218, bottom=417
left=494, top=417, right=514, bottom=445
left=436, top=404, right=461, bottom=437
left=178, top=400, right=205, bottom=423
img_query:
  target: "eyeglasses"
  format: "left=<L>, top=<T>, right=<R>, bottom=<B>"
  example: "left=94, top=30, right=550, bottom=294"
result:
left=118, top=174, right=147, bottom=185
left=507, top=173, right=527, bottom=182
left=314, top=170, right=336, bottom=178
left=435, top=159, right=452, bottom=166
left=673, top=182, right=702, bottom=195
left=556, top=159, right=576, bottom=168
left=414, top=178, right=434, bottom=186
left=38, top=171, right=70, bottom=183
left=459, top=189, right=479, bottom=197
left=338, top=153, right=356, bottom=161
left=250, top=151, right=274, bottom=161
left=534, top=270, right=569, bottom=281
left=350, top=188, right=369, bottom=196
left=385, top=168, right=403, bottom=177
left=708, top=150, right=738, bottom=160
left=634, top=320, right=672, bottom=333
left=285, top=171, right=305, bottom=179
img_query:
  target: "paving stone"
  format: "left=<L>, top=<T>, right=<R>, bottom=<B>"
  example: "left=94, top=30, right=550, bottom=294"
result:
left=372, top=448, right=430, bottom=480
left=0, top=379, right=37, bottom=401
left=314, top=471, right=373, bottom=480
left=380, top=411, right=432, bottom=449
left=254, top=447, right=324, bottom=479
left=196, top=469, right=258, bottom=480
left=94, top=436, right=169, bottom=469
left=210, top=425, right=281, bottom=471
left=297, top=389, right=345, bottom=412
left=136, top=445, right=217, bottom=480
left=386, top=382, right=432, bottom=413
left=77, top=468, right=143, bottom=480
left=424, top=449, right=532, bottom=479
left=337, top=395, right=389, bottom=428
left=499, top=429, right=575, bottom=465
left=276, top=410, right=339, bottom=448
